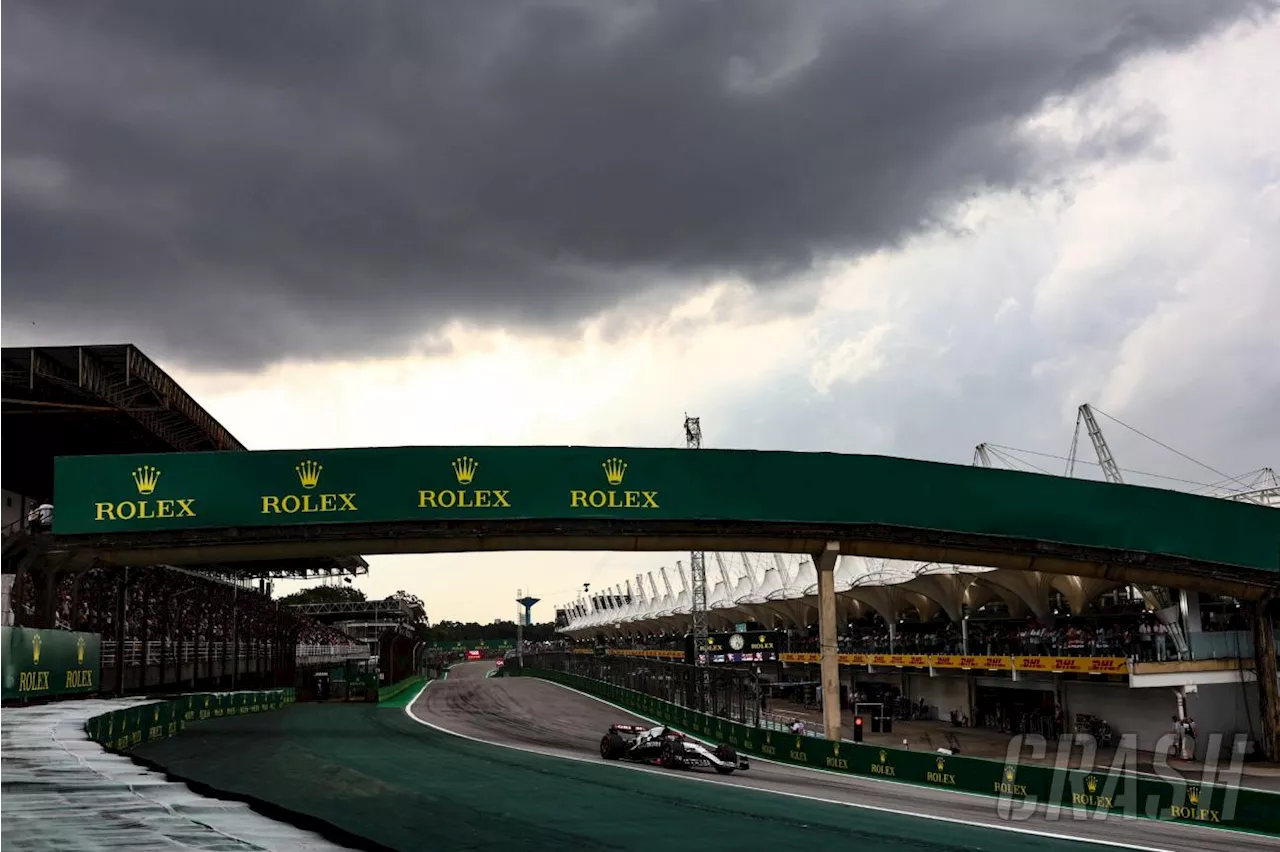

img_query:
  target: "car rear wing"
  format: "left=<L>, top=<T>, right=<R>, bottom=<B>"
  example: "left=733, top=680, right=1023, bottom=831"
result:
left=610, top=724, right=647, bottom=734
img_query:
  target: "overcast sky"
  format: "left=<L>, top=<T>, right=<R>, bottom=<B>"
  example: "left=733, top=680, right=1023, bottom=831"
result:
left=5, top=1, right=1278, bottom=623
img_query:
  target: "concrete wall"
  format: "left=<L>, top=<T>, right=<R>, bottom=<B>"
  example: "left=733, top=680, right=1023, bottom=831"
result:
left=1062, top=679, right=1177, bottom=754
left=904, top=671, right=970, bottom=721
left=1185, top=680, right=1262, bottom=761
left=2, top=488, right=29, bottom=531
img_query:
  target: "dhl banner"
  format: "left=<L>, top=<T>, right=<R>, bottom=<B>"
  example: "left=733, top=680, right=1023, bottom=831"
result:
left=778, top=653, right=1128, bottom=674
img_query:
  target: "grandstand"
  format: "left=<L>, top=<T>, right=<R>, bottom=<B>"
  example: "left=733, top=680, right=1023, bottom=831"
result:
left=2, top=344, right=369, bottom=697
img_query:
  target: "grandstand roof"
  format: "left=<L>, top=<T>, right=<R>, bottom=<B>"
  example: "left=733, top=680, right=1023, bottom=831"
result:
left=2, top=344, right=243, bottom=499
left=2, top=343, right=367, bottom=579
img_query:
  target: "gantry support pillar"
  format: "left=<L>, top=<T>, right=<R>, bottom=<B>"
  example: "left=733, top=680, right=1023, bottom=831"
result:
left=1252, top=595, right=1280, bottom=762
left=815, top=540, right=842, bottom=742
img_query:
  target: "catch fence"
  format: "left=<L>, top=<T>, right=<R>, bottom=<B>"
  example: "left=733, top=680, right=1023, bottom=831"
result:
left=523, top=651, right=762, bottom=727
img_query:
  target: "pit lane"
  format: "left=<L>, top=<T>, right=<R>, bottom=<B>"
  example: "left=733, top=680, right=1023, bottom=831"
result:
left=412, top=662, right=1279, bottom=852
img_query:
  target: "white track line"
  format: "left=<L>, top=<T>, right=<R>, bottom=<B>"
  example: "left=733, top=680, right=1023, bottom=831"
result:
left=401, top=677, right=1187, bottom=852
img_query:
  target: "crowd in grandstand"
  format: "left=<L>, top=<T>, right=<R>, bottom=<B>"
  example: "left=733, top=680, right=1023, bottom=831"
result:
left=585, top=606, right=1249, bottom=662
left=14, top=564, right=356, bottom=649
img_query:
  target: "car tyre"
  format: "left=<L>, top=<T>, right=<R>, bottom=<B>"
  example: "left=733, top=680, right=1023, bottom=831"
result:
left=600, top=732, right=627, bottom=760
left=714, top=744, right=738, bottom=775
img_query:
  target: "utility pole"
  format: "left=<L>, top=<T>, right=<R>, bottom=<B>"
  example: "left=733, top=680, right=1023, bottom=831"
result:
left=684, top=414, right=709, bottom=711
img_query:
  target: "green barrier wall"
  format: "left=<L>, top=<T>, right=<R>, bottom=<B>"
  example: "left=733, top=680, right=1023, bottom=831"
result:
left=84, top=688, right=295, bottom=752
left=378, top=675, right=426, bottom=703
left=519, top=668, right=1280, bottom=836
left=2, top=627, right=101, bottom=701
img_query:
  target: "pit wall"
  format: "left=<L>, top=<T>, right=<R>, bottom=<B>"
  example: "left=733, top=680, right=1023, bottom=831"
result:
left=85, top=688, right=295, bottom=752
left=516, top=667, right=1279, bottom=836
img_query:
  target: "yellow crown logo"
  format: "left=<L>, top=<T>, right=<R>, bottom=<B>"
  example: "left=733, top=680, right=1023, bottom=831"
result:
left=296, top=459, right=323, bottom=489
left=32, top=632, right=42, bottom=664
left=76, top=636, right=85, bottom=664
left=936, top=757, right=945, bottom=771
left=205, top=696, right=211, bottom=707
left=108, top=717, right=114, bottom=735
left=602, top=457, right=628, bottom=486
left=154, top=707, right=160, bottom=722
left=1188, top=786, right=1200, bottom=805
left=833, top=742, right=840, bottom=756
left=132, top=465, right=161, bottom=495
left=1005, top=766, right=1016, bottom=782
left=1086, top=775, right=1098, bottom=793
left=879, top=749, right=888, bottom=763
left=452, top=456, right=478, bottom=485
left=795, top=737, right=802, bottom=749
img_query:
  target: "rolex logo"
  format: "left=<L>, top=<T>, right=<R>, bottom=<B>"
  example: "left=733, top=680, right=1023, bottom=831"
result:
left=1188, top=786, right=1200, bottom=805
left=154, top=707, right=160, bottom=722
left=31, top=632, right=42, bottom=664
left=1005, top=767, right=1016, bottom=783
left=795, top=737, right=802, bottom=749
left=832, top=742, right=840, bottom=756
left=1086, top=775, right=1099, bottom=793
left=76, top=636, right=85, bottom=664
left=295, top=460, right=323, bottom=489
left=452, top=456, right=478, bottom=485
left=602, top=457, right=627, bottom=486
left=132, top=465, right=161, bottom=495
left=879, top=749, right=887, bottom=763
left=936, top=757, right=945, bottom=771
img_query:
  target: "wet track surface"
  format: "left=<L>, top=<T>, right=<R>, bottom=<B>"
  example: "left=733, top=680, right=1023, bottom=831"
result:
left=415, top=662, right=1280, bottom=852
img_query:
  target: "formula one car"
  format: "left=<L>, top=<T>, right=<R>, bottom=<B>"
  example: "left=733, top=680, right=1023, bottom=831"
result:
left=599, top=724, right=749, bottom=774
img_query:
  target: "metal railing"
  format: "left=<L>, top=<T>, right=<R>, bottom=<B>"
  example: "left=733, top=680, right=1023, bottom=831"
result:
left=759, top=710, right=826, bottom=738
left=101, top=640, right=280, bottom=667
left=295, top=644, right=370, bottom=661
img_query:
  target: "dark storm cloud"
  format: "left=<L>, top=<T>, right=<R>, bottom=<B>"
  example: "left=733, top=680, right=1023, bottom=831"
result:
left=2, top=0, right=1272, bottom=368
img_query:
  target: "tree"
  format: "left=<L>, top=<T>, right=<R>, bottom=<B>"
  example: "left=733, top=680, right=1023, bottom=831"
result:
left=277, top=584, right=366, bottom=607
left=388, top=589, right=428, bottom=624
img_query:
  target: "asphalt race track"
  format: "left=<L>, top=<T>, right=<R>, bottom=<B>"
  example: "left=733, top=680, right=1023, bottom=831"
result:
left=415, top=661, right=1279, bottom=852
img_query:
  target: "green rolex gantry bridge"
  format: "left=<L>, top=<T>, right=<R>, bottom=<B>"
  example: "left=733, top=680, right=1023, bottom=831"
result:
left=40, top=444, right=1280, bottom=743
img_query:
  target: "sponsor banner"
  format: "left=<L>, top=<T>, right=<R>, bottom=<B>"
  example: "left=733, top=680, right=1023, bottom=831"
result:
left=49, top=448, right=1280, bottom=590
left=520, top=668, right=1280, bottom=835
left=607, top=649, right=683, bottom=659
left=778, top=652, right=1124, bottom=674
left=85, top=687, right=295, bottom=752
left=1, top=627, right=101, bottom=701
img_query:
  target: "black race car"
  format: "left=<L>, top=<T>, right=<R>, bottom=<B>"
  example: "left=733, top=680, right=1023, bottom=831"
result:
left=598, top=724, right=748, bottom=774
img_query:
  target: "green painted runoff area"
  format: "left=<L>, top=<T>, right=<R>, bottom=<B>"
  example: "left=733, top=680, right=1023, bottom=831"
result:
left=132, top=698, right=1124, bottom=852
left=53, top=445, right=1280, bottom=573
left=515, top=668, right=1279, bottom=835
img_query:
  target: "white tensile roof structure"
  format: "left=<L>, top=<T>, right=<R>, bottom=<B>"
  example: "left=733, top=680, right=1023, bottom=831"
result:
left=557, top=554, right=1129, bottom=637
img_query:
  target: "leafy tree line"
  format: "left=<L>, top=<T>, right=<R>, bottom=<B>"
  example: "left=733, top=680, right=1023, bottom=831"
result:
left=425, top=619, right=559, bottom=643
left=274, top=586, right=555, bottom=641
